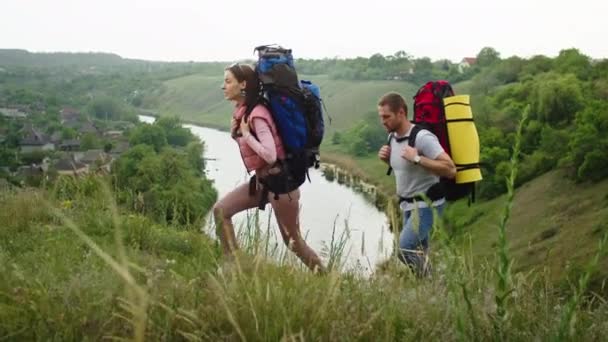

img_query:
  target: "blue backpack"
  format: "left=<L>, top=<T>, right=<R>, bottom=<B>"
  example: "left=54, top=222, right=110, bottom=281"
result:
left=254, top=45, right=326, bottom=186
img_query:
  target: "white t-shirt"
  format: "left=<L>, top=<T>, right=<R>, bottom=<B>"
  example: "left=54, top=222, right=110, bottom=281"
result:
left=389, top=125, right=446, bottom=211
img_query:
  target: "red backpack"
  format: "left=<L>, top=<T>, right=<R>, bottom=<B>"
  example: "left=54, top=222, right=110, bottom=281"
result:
left=412, top=80, right=454, bottom=153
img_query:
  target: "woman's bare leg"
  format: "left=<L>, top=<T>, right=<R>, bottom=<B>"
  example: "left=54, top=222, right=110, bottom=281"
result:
left=213, top=182, right=262, bottom=256
left=269, top=189, right=325, bottom=273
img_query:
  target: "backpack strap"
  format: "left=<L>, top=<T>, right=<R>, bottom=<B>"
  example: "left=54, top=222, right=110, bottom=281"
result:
left=439, top=82, right=455, bottom=98
left=249, top=175, right=270, bottom=210
left=385, top=133, right=394, bottom=175
left=398, top=182, right=445, bottom=203
left=407, top=125, right=423, bottom=148
left=385, top=125, right=423, bottom=176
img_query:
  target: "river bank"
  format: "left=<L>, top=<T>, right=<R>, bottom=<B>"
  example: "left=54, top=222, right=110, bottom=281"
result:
left=139, top=110, right=397, bottom=207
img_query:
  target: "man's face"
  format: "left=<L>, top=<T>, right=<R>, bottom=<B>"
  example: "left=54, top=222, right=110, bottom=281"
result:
left=378, top=104, right=403, bottom=133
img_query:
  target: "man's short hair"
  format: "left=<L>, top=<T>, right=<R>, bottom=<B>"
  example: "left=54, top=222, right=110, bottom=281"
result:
left=378, top=92, right=408, bottom=115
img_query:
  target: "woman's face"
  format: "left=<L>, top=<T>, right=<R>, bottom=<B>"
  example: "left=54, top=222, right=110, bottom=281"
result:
left=222, top=70, right=246, bottom=101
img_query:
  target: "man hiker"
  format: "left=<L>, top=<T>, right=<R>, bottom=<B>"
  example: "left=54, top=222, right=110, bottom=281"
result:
left=377, top=92, right=456, bottom=276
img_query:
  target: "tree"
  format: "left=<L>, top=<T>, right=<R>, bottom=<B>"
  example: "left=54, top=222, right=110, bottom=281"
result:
left=578, top=149, right=608, bottom=181
left=155, top=116, right=195, bottom=147
left=0, top=147, right=19, bottom=170
left=471, top=69, right=500, bottom=96
left=80, top=133, right=100, bottom=150
left=521, top=55, right=553, bottom=76
left=593, top=59, right=608, bottom=80
left=186, top=141, right=205, bottom=176
left=521, top=120, right=543, bottom=154
left=61, top=127, right=78, bottom=140
left=112, top=144, right=156, bottom=189
left=476, top=47, right=501, bottom=67
left=393, top=50, right=411, bottom=60
left=494, top=56, right=524, bottom=83
left=533, top=73, right=584, bottom=126
left=568, top=100, right=608, bottom=181
left=87, top=95, right=137, bottom=122
left=129, top=124, right=168, bottom=152
left=368, top=53, right=387, bottom=69
left=554, top=48, right=592, bottom=80
left=413, top=57, right=433, bottom=83
left=478, top=146, right=510, bottom=198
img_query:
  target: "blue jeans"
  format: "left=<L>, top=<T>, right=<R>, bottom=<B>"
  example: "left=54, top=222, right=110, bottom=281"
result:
left=398, top=204, right=445, bottom=276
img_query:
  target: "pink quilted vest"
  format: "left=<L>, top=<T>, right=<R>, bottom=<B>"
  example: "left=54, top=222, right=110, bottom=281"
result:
left=233, top=104, right=285, bottom=172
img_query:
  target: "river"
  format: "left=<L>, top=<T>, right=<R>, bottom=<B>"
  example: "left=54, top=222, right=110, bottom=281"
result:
left=139, top=115, right=394, bottom=273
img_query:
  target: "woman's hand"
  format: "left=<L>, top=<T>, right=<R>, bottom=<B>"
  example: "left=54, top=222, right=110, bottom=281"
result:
left=239, top=116, right=250, bottom=136
left=230, top=118, right=239, bottom=139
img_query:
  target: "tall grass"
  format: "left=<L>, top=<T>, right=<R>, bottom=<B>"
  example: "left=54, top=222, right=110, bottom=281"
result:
left=555, top=231, right=608, bottom=340
left=1, top=159, right=608, bottom=340
left=493, top=105, right=529, bottom=339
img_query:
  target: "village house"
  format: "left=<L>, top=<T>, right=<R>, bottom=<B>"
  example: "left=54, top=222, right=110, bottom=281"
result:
left=60, top=107, right=81, bottom=124
left=54, top=157, right=89, bottom=177
left=78, top=149, right=112, bottom=173
left=19, top=125, right=55, bottom=153
left=458, top=57, right=477, bottom=73
left=109, top=141, right=130, bottom=159
left=49, top=131, right=63, bottom=144
left=16, top=164, right=45, bottom=180
left=78, top=121, right=101, bottom=137
left=112, top=121, right=136, bottom=130
left=59, top=139, right=81, bottom=151
left=103, top=130, right=123, bottom=139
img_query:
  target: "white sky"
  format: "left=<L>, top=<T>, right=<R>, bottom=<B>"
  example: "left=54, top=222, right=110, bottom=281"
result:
left=1, top=0, right=607, bottom=62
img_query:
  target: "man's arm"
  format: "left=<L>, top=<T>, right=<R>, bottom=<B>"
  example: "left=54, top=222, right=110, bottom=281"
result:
left=401, top=131, right=457, bottom=178
left=417, top=152, right=456, bottom=178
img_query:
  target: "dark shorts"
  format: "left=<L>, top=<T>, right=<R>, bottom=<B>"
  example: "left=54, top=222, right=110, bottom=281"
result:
left=249, top=169, right=304, bottom=210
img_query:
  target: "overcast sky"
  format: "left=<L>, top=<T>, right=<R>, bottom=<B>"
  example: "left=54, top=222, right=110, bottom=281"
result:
left=2, top=0, right=607, bottom=62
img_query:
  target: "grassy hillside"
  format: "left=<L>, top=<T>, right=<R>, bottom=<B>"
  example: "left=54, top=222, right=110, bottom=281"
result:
left=142, top=74, right=420, bottom=132
left=0, top=49, right=226, bottom=75
left=445, top=169, right=608, bottom=287
left=142, top=73, right=234, bottom=129
left=1, top=175, right=607, bottom=340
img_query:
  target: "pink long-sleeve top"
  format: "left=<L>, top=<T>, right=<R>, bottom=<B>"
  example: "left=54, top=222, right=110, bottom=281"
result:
left=242, top=118, right=277, bottom=164
left=233, top=104, right=285, bottom=173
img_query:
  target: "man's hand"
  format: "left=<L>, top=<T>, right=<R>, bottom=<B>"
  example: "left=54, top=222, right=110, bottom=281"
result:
left=401, top=145, right=419, bottom=162
left=378, top=145, right=391, bottom=163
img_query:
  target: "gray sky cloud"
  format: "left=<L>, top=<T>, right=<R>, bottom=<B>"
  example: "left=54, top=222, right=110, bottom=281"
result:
left=2, top=0, right=607, bottom=62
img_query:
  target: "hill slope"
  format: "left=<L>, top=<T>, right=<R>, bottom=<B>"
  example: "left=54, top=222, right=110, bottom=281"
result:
left=445, top=169, right=608, bottom=287
left=142, top=74, right=421, bottom=132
